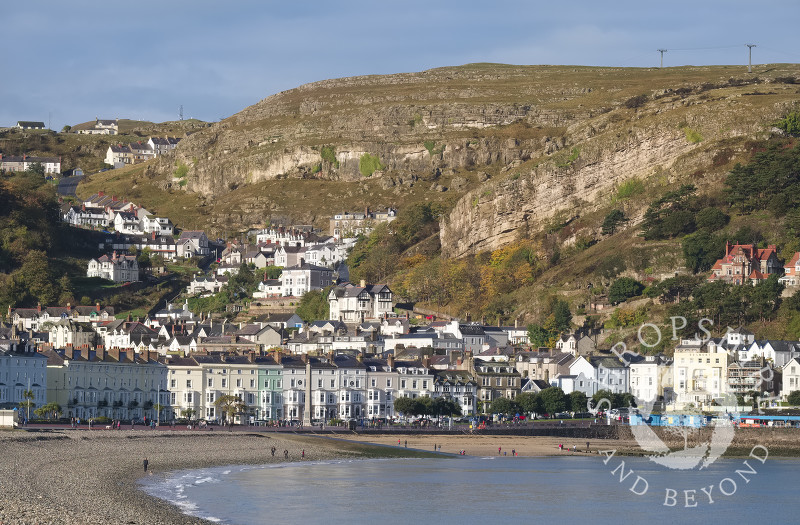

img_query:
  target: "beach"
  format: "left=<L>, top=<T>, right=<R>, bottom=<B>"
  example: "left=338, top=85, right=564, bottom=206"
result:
left=0, top=429, right=393, bottom=525
left=2, top=426, right=798, bottom=524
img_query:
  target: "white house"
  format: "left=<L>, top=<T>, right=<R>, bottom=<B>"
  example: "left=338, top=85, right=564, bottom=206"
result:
left=328, top=282, right=393, bottom=323
left=280, top=262, right=334, bottom=297
left=781, top=357, right=800, bottom=401
left=672, top=338, right=731, bottom=409
left=87, top=252, right=139, bottom=282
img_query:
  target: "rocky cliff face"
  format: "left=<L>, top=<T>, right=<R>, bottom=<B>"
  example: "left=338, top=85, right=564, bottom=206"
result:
left=138, top=63, right=800, bottom=246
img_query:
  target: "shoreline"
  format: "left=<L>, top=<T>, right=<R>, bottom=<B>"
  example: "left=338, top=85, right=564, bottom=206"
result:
left=3, top=428, right=799, bottom=524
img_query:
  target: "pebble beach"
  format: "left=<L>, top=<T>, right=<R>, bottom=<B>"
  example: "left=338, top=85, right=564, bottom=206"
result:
left=0, top=430, right=375, bottom=525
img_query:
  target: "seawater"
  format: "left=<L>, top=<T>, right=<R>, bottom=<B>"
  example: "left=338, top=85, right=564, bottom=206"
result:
left=140, top=455, right=799, bottom=524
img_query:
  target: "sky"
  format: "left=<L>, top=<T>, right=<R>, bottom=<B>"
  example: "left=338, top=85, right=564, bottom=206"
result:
left=3, top=1, right=800, bottom=131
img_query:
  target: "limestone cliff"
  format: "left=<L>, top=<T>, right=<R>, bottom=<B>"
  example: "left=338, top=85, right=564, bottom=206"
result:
left=124, top=63, right=800, bottom=243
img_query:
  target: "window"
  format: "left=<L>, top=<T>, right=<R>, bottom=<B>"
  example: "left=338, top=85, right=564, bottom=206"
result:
left=207, top=378, right=213, bottom=387
left=386, top=379, right=392, bottom=388
left=221, top=378, right=227, bottom=388
left=186, top=380, right=192, bottom=389
left=236, top=379, right=242, bottom=388
left=250, top=379, right=256, bottom=388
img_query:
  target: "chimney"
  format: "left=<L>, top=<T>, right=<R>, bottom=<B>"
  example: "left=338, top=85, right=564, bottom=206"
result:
left=356, top=353, right=363, bottom=363
left=37, top=302, right=41, bottom=313
left=359, top=279, right=366, bottom=288
left=301, top=353, right=309, bottom=364
left=64, top=346, right=74, bottom=360
left=95, top=346, right=105, bottom=360
left=387, top=354, right=395, bottom=369
left=422, top=357, right=431, bottom=368
left=96, top=302, right=101, bottom=312
left=248, top=351, right=255, bottom=363
left=99, top=191, right=105, bottom=197
left=109, top=347, right=120, bottom=362
left=67, top=302, right=71, bottom=312
left=273, top=350, right=282, bottom=364
left=80, top=347, right=90, bottom=361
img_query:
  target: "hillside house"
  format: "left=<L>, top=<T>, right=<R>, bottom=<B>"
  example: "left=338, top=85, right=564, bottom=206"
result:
left=147, top=136, right=181, bottom=155
left=779, top=252, right=800, bottom=288
left=78, top=118, right=119, bottom=135
left=0, top=154, right=61, bottom=174
left=16, top=121, right=45, bottom=130
left=280, top=261, right=334, bottom=297
left=708, top=242, right=781, bottom=285
left=178, top=231, right=209, bottom=257
left=329, top=208, right=396, bottom=240
left=87, top=252, right=139, bottom=282
left=328, top=282, right=393, bottom=324
left=105, top=145, right=132, bottom=167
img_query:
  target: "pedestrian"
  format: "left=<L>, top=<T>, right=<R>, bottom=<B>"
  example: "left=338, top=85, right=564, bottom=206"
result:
left=586, top=441, right=590, bottom=452
left=512, top=449, right=516, bottom=457
left=434, top=443, right=437, bottom=452
left=498, top=446, right=501, bottom=455
left=302, top=449, right=305, bottom=459
left=143, top=458, right=149, bottom=473
left=284, top=449, right=289, bottom=459
left=398, top=438, right=401, bottom=445
left=271, top=446, right=276, bottom=457
left=404, top=440, right=407, bottom=448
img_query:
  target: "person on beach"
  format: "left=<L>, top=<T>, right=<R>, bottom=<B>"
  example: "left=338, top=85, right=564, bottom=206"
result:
left=271, top=446, right=276, bottom=457
left=143, top=458, right=148, bottom=473
left=586, top=441, right=590, bottom=452
left=404, top=440, right=407, bottom=448
left=512, top=449, right=516, bottom=457
left=498, top=446, right=501, bottom=455
left=284, top=449, right=288, bottom=459
left=302, top=449, right=305, bottom=459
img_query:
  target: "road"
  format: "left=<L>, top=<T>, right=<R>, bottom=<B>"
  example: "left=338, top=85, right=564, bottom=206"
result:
left=57, top=174, right=85, bottom=196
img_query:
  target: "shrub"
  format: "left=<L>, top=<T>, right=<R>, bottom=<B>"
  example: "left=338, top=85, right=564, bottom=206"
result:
left=608, top=277, right=645, bottom=305
left=359, top=153, right=384, bottom=177
left=624, top=94, right=648, bottom=109
left=683, top=127, right=703, bottom=143
left=320, top=146, right=339, bottom=168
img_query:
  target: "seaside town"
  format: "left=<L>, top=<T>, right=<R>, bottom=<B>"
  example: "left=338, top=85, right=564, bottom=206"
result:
left=1, top=157, right=799, bottom=430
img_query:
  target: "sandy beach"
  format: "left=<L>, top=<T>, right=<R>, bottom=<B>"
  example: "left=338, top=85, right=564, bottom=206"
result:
left=345, top=433, right=630, bottom=457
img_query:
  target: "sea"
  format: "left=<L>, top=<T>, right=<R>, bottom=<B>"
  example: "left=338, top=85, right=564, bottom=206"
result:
left=140, top=454, right=799, bottom=524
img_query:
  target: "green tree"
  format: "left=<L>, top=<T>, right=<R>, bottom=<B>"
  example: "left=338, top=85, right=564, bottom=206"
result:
left=34, top=402, right=61, bottom=420
left=695, top=207, right=729, bottom=231
left=61, top=125, right=72, bottom=133
left=601, top=209, right=627, bottom=235
left=394, top=397, right=421, bottom=417
left=295, top=287, right=331, bottom=322
left=608, top=277, right=645, bottom=305
left=682, top=231, right=725, bottom=273
left=431, top=397, right=462, bottom=418
left=490, top=397, right=519, bottom=415
left=551, top=299, right=572, bottom=333
left=787, top=391, right=800, bottom=406
left=569, top=391, right=588, bottom=413
left=19, top=389, right=35, bottom=419
left=515, top=392, right=544, bottom=414
left=539, top=387, right=567, bottom=414
left=214, top=394, right=247, bottom=424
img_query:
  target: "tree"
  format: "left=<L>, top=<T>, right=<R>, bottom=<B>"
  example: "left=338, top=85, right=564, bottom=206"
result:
left=787, top=391, right=800, bottom=406
left=608, top=277, right=645, bottom=305
left=34, top=402, right=61, bottom=420
left=527, top=323, right=552, bottom=348
left=550, top=298, right=572, bottom=333
left=19, top=389, right=35, bottom=420
left=489, top=397, right=518, bottom=415
left=295, top=288, right=331, bottom=322
left=539, top=387, right=567, bottom=415
left=214, top=394, right=247, bottom=424
left=393, top=397, right=420, bottom=417
left=601, top=209, right=627, bottom=235
left=182, top=408, right=196, bottom=419
left=515, top=392, right=544, bottom=414
left=695, top=207, right=729, bottom=231
left=682, top=231, right=726, bottom=274
left=569, top=391, right=588, bottom=413
left=61, top=125, right=72, bottom=133
left=431, top=397, right=462, bottom=419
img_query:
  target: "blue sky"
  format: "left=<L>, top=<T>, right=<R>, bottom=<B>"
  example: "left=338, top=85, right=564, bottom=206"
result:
left=3, top=1, right=799, bottom=131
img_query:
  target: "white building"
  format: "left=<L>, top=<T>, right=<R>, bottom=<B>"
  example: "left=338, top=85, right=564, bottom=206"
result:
left=781, top=357, right=800, bottom=401
left=672, top=338, right=730, bottom=409
left=629, top=355, right=673, bottom=407
left=0, top=343, right=48, bottom=412
left=328, top=282, right=393, bottom=323
left=87, top=252, right=139, bottom=282
left=280, top=261, right=334, bottom=297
